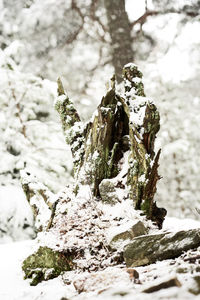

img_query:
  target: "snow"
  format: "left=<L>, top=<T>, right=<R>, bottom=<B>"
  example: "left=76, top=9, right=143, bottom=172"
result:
left=132, top=77, right=142, bottom=84
left=105, top=219, right=141, bottom=244
left=124, top=62, right=138, bottom=69
left=138, top=174, right=146, bottom=183
left=0, top=186, right=35, bottom=243
left=163, top=217, right=200, bottom=232
left=0, top=215, right=200, bottom=300
left=0, top=240, right=72, bottom=300
left=54, top=94, right=67, bottom=106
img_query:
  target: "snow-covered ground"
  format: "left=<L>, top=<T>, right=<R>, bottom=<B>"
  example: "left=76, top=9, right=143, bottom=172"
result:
left=0, top=240, right=70, bottom=300
left=0, top=186, right=35, bottom=243
left=0, top=217, right=200, bottom=300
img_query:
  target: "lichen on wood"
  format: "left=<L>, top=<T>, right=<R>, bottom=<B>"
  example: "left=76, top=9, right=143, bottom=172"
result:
left=54, top=63, right=166, bottom=228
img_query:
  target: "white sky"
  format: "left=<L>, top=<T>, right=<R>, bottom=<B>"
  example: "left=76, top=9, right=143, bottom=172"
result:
left=126, top=0, right=154, bottom=21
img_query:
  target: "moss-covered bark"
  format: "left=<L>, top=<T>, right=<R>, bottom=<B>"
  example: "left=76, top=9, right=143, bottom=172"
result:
left=55, top=77, right=129, bottom=197
left=55, top=64, right=166, bottom=227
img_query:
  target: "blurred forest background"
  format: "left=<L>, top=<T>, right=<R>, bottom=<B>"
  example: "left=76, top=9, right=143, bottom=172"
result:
left=0, top=0, right=200, bottom=243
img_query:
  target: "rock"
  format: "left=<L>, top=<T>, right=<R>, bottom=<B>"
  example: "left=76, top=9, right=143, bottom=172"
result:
left=73, top=267, right=130, bottom=293
left=108, top=221, right=148, bottom=250
left=126, top=268, right=140, bottom=283
left=124, top=228, right=200, bottom=267
left=142, top=277, right=181, bottom=293
left=176, top=267, right=188, bottom=274
left=112, top=291, right=129, bottom=296
left=184, top=254, right=200, bottom=262
left=189, top=276, right=200, bottom=295
left=99, top=179, right=123, bottom=204
left=22, top=246, right=74, bottom=285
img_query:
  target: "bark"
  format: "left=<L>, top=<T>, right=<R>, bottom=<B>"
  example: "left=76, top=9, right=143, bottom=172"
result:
left=55, top=64, right=166, bottom=228
left=104, top=0, right=133, bottom=83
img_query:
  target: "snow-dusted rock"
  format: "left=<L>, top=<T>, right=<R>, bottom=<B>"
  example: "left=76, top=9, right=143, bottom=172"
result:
left=142, top=276, right=181, bottom=293
left=99, top=179, right=126, bottom=204
left=99, top=179, right=118, bottom=204
left=189, top=276, right=200, bottom=295
left=124, top=228, right=200, bottom=267
left=22, top=246, right=74, bottom=286
left=108, top=220, right=148, bottom=250
left=72, top=267, right=131, bottom=293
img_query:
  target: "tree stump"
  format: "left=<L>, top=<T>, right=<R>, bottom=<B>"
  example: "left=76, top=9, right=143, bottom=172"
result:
left=55, top=63, right=166, bottom=228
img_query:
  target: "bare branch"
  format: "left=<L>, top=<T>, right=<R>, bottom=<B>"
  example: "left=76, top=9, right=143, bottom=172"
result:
left=130, top=10, right=159, bottom=28
left=64, top=0, right=85, bottom=44
left=90, top=0, right=108, bottom=34
left=7, top=77, right=35, bottom=146
left=130, top=8, right=199, bottom=28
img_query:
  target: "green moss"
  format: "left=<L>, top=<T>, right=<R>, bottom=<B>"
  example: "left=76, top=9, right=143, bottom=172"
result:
left=22, top=246, right=74, bottom=286
left=73, top=184, right=79, bottom=195
left=134, top=82, right=145, bottom=97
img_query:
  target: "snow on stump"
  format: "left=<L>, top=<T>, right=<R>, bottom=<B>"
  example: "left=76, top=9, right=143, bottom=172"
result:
left=55, top=63, right=166, bottom=228
left=21, top=63, right=169, bottom=286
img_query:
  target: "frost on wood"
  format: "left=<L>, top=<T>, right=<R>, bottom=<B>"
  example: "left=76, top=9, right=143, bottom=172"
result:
left=55, top=64, right=166, bottom=228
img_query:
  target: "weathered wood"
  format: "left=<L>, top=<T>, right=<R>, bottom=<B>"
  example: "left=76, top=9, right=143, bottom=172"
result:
left=54, top=64, right=166, bottom=227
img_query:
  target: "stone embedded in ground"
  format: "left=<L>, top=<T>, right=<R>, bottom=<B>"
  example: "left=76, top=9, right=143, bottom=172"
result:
left=99, top=179, right=123, bottom=204
left=189, top=276, right=200, bottom=295
left=72, top=267, right=130, bottom=293
left=123, top=228, right=200, bottom=267
left=126, top=268, right=140, bottom=283
left=142, top=277, right=181, bottom=293
left=108, top=221, right=148, bottom=250
left=22, top=246, right=74, bottom=285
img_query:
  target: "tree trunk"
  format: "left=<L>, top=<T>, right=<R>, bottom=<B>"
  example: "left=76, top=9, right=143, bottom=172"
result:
left=104, top=0, right=133, bottom=83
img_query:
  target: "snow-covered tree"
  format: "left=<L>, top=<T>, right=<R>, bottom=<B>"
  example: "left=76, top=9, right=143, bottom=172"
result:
left=0, top=51, right=73, bottom=241
left=0, top=0, right=200, bottom=243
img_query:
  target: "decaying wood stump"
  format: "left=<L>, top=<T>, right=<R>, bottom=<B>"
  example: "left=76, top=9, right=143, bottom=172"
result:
left=55, top=63, right=166, bottom=228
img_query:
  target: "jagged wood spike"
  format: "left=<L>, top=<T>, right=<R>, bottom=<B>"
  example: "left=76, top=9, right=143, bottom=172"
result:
left=57, top=77, right=65, bottom=95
